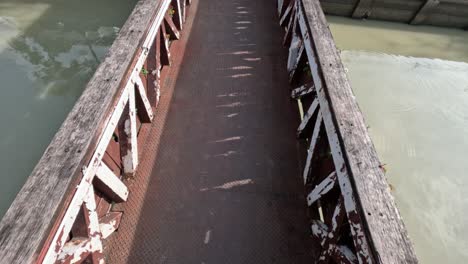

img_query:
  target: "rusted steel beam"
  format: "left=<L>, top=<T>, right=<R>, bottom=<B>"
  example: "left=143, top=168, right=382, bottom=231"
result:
left=95, top=162, right=129, bottom=203
left=135, top=76, right=155, bottom=123
left=317, top=197, right=346, bottom=264
left=306, top=171, right=337, bottom=206
left=280, top=0, right=295, bottom=26
left=311, top=220, right=358, bottom=264
left=82, top=186, right=105, bottom=264
left=57, top=239, right=92, bottom=264
left=289, top=42, right=305, bottom=83
left=146, top=40, right=158, bottom=107
left=283, top=6, right=297, bottom=47
left=297, top=97, right=319, bottom=138
left=302, top=111, right=323, bottom=184
left=99, top=212, right=123, bottom=239
left=287, top=27, right=302, bottom=79
left=291, top=82, right=315, bottom=99
left=165, top=14, right=181, bottom=40
left=119, top=85, right=139, bottom=178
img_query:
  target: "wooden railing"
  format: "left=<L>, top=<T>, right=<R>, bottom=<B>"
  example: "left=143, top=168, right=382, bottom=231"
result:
left=0, top=0, right=191, bottom=263
left=278, top=0, right=419, bottom=263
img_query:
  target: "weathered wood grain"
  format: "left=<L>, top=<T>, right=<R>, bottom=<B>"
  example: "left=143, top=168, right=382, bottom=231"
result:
left=0, top=0, right=170, bottom=263
left=299, top=0, right=419, bottom=263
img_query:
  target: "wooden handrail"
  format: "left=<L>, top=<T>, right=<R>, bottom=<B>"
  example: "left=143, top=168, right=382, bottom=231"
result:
left=0, top=0, right=190, bottom=263
left=278, top=0, right=419, bottom=263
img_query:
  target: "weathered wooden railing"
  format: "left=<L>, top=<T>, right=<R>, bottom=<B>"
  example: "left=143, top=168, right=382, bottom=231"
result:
left=278, top=0, right=419, bottom=263
left=0, top=0, right=191, bottom=263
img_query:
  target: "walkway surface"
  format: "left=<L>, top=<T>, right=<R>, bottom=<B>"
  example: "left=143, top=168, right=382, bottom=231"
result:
left=105, top=0, right=316, bottom=263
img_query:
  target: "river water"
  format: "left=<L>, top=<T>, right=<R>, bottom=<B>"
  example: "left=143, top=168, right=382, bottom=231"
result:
left=0, top=0, right=137, bottom=218
left=328, top=16, right=468, bottom=264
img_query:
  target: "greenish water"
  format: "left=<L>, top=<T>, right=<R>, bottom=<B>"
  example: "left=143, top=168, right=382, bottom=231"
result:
left=328, top=16, right=468, bottom=264
left=0, top=0, right=137, bottom=218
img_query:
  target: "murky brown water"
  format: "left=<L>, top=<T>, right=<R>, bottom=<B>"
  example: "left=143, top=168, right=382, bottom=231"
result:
left=328, top=16, right=468, bottom=264
left=0, top=0, right=137, bottom=218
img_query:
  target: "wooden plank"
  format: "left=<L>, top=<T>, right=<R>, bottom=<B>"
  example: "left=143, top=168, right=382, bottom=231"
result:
left=352, top=0, right=375, bottom=18
left=297, top=97, right=319, bottom=138
left=99, top=212, right=123, bottom=239
left=410, top=0, right=440, bottom=25
left=165, top=14, right=181, bottom=40
left=0, top=1, right=171, bottom=263
left=297, top=1, right=418, bottom=263
left=306, top=171, right=337, bottom=206
left=119, top=85, right=139, bottom=178
left=95, top=162, right=129, bottom=203
left=135, top=76, right=154, bottom=123
left=302, top=111, right=323, bottom=184
left=291, top=82, right=315, bottom=99
left=171, top=0, right=183, bottom=30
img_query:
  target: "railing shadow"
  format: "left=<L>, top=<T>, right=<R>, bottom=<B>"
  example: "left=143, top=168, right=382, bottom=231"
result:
left=112, top=0, right=318, bottom=263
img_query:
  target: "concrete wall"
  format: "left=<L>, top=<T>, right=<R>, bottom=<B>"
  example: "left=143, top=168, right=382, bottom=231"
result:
left=320, top=0, right=468, bottom=29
